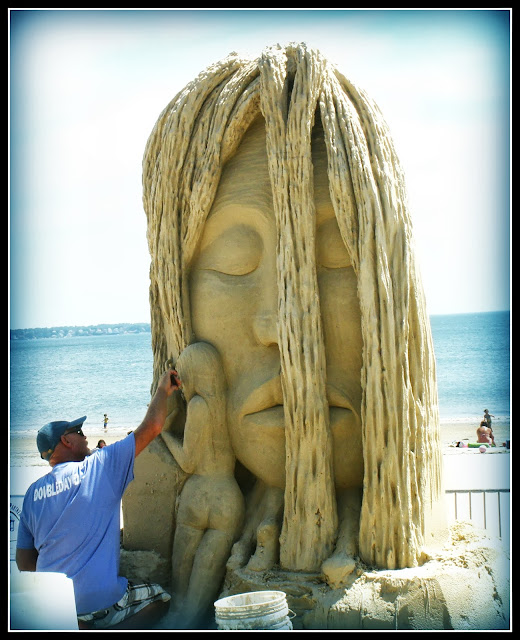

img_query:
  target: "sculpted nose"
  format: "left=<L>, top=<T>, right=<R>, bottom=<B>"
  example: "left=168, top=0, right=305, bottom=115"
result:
left=253, top=311, right=279, bottom=347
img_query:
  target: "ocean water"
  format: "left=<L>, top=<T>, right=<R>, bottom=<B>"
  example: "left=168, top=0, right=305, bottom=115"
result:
left=9, top=332, right=155, bottom=439
left=9, top=311, right=510, bottom=442
left=430, top=311, right=510, bottom=422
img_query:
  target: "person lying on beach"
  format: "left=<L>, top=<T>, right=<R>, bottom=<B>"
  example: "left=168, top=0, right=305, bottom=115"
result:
left=476, top=420, right=495, bottom=445
left=15, top=370, right=181, bottom=630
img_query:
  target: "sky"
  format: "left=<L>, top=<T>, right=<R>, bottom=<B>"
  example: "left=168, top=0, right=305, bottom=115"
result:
left=9, top=9, right=511, bottom=330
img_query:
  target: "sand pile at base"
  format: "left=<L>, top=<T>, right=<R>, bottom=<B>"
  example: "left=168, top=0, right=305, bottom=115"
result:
left=147, top=521, right=506, bottom=631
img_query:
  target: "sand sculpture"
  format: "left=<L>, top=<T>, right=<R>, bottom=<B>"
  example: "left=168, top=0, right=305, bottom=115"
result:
left=122, top=43, right=508, bottom=630
left=161, top=342, right=244, bottom=626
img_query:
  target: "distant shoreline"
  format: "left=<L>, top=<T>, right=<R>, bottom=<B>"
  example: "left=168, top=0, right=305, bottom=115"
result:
left=9, top=310, right=510, bottom=341
left=10, top=323, right=151, bottom=341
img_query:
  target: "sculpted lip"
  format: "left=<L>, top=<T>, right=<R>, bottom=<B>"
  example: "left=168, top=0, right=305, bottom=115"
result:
left=241, top=376, right=284, bottom=422
left=242, top=405, right=285, bottom=428
left=240, top=378, right=356, bottom=426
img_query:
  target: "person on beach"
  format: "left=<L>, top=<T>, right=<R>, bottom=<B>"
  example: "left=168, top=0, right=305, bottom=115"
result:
left=16, top=369, right=181, bottom=630
left=483, top=409, right=495, bottom=430
left=103, top=414, right=109, bottom=429
left=92, top=439, right=107, bottom=451
left=477, top=420, right=495, bottom=445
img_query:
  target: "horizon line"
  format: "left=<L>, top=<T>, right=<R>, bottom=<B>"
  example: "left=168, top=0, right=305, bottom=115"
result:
left=9, top=308, right=511, bottom=333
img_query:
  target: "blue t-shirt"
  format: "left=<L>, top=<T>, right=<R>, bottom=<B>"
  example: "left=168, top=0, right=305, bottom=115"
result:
left=17, top=434, right=135, bottom=615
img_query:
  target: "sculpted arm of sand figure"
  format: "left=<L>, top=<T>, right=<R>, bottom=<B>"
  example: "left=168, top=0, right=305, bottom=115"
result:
left=162, top=343, right=245, bottom=628
left=161, top=400, right=201, bottom=475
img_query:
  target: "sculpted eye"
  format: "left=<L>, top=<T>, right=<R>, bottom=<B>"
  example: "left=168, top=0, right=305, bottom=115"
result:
left=196, top=225, right=263, bottom=276
left=316, top=218, right=352, bottom=269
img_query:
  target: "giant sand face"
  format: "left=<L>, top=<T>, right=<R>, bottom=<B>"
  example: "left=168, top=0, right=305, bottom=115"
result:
left=189, top=117, right=363, bottom=490
left=120, top=42, right=469, bottom=629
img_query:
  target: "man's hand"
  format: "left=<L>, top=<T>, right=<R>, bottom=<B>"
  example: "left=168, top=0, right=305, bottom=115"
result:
left=170, top=369, right=182, bottom=391
left=134, top=370, right=182, bottom=457
left=157, top=369, right=181, bottom=395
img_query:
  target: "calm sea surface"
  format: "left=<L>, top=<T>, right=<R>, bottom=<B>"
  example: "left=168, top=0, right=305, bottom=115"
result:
left=9, top=311, right=510, bottom=440
left=430, top=311, right=510, bottom=421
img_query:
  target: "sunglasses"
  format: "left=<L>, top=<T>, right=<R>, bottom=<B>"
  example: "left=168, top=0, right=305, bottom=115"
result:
left=63, top=427, right=85, bottom=437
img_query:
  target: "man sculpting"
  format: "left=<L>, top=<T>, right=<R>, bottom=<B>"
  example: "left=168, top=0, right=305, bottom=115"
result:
left=16, top=369, right=180, bottom=630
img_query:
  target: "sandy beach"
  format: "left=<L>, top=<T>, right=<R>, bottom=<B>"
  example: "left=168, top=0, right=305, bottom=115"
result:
left=10, top=418, right=511, bottom=496
left=440, top=419, right=510, bottom=450
left=10, top=418, right=511, bottom=630
left=439, top=420, right=510, bottom=495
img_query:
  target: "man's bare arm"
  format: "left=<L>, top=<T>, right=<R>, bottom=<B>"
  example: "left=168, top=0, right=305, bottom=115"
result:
left=133, top=370, right=180, bottom=457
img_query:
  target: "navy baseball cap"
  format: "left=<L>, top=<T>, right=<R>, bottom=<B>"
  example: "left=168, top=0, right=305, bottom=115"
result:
left=37, top=416, right=87, bottom=460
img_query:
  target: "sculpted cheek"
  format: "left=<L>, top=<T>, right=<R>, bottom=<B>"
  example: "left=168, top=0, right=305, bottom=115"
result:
left=319, top=267, right=363, bottom=379
left=189, top=271, right=263, bottom=369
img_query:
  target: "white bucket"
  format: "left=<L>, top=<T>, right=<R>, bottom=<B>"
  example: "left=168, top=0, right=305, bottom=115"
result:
left=214, top=590, right=293, bottom=631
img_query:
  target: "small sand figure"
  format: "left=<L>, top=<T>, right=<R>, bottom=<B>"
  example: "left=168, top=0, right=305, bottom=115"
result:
left=161, top=342, right=245, bottom=628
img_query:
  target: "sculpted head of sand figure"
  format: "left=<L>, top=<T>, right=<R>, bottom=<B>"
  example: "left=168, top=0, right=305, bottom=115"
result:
left=143, top=43, right=443, bottom=573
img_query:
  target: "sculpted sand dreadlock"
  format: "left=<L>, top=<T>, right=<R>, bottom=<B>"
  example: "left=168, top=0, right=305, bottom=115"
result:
left=143, top=43, right=442, bottom=571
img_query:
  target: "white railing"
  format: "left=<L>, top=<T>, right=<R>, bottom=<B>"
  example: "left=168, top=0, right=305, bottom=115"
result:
left=445, top=489, right=510, bottom=548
